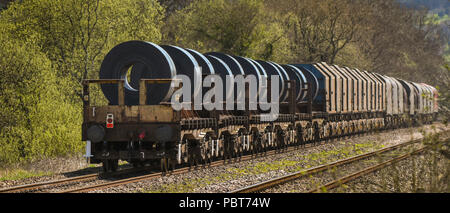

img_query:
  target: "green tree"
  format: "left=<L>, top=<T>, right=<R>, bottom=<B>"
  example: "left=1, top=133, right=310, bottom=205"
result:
left=0, top=0, right=166, bottom=164
left=265, top=0, right=365, bottom=64
left=164, top=0, right=291, bottom=62
left=0, top=27, right=82, bottom=164
left=0, top=0, right=165, bottom=100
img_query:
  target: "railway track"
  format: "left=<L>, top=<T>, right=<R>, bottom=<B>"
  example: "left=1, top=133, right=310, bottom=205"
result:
left=230, top=133, right=447, bottom=193
left=0, top=166, right=158, bottom=193
left=307, top=146, right=428, bottom=193
left=0, top=138, right=315, bottom=193
left=53, top=131, right=380, bottom=193
left=60, top=144, right=315, bottom=193
left=1, top=129, right=445, bottom=193
left=0, top=173, right=100, bottom=193
left=61, top=130, right=446, bottom=193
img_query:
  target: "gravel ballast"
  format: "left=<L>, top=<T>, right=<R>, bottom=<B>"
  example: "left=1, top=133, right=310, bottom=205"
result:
left=96, top=124, right=448, bottom=193
left=0, top=123, right=447, bottom=193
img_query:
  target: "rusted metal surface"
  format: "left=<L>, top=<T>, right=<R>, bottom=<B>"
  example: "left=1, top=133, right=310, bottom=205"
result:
left=313, top=63, right=335, bottom=113
left=332, top=65, right=352, bottom=113
left=391, top=78, right=405, bottom=114
left=85, top=105, right=177, bottom=123
left=325, top=64, right=345, bottom=113
left=82, top=79, right=181, bottom=145
left=344, top=67, right=363, bottom=112
left=371, top=73, right=386, bottom=112
left=139, top=78, right=182, bottom=105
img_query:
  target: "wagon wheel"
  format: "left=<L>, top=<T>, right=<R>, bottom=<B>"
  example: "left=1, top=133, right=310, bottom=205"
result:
left=359, top=120, right=364, bottom=133
left=337, top=122, right=343, bottom=138
left=296, top=124, right=304, bottom=147
left=236, top=129, right=247, bottom=160
left=110, top=159, right=118, bottom=172
left=312, top=122, right=320, bottom=144
left=102, top=159, right=110, bottom=173
left=287, top=125, right=295, bottom=145
left=321, top=122, right=328, bottom=140
left=302, top=123, right=310, bottom=143
left=350, top=121, right=356, bottom=136
left=251, top=129, right=263, bottom=156
left=346, top=121, right=352, bottom=136
left=102, top=159, right=118, bottom=173
left=344, top=121, right=349, bottom=136
left=187, top=139, right=201, bottom=170
left=200, top=134, right=213, bottom=166
left=329, top=122, right=335, bottom=139
left=273, top=126, right=280, bottom=151
left=160, top=157, right=168, bottom=175
left=221, top=131, right=234, bottom=163
left=274, top=125, right=285, bottom=152
left=318, top=123, right=324, bottom=141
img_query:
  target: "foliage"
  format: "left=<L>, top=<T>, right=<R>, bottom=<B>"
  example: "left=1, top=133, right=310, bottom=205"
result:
left=264, top=0, right=446, bottom=107
left=0, top=29, right=83, bottom=164
left=0, top=0, right=165, bottom=100
left=164, top=0, right=292, bottom=62
left=265, top=0, right=365, bottom=64
left=438, top=63, right=450, bottom=120
left=0, top=0, right=166, bottom=165
left=0, top=169, right=53, bottom=181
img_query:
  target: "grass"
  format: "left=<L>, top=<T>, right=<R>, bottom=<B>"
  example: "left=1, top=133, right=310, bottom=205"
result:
left=142, top=139, right=386, bottom=193
left=332, top=129, right=450, bottom=193
left=0, top=169, right=53, bottom=181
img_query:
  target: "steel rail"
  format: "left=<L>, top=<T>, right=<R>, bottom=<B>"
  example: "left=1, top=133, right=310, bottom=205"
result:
left=0, top=166, right=156, bottom=193
left=0, top=173, right=99, bottom=193
left=230, top=137, right=428, bottom=193
left=62, top=143, right=327, bottom=193
left=61, top=150, right=279, bottom=193
left=0, top=140, right=313, bottom=193
left=2, top=129, right=445, bottom=193
left=307, top=146, right=428, bottom=193
left=61, top=133, right=348, bottom=193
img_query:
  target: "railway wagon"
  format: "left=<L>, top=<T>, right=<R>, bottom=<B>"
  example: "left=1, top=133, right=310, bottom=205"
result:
left=82, top=41, right=438, bottom=172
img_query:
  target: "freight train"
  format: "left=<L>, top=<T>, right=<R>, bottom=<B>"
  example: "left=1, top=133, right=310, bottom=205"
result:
left=82, top=41, right=438, bottom=172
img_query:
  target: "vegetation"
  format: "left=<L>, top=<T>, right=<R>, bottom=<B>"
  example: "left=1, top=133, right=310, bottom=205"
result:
left=0, top=169, right=53, bottom=181
left=333, top=130, right=450, bottom=193
left=164, top=0, right=291, bottom=61
left=0, top=29, right=82, bottom=164
left=0, top=0, right=448, bottom=166
left=0, top=0, right=165, bottom=165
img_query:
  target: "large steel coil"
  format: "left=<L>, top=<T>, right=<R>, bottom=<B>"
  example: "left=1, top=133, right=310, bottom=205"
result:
left=290, top=65, right=319, bottom=101
left=99, top=41, right=312, bottom=106
left=159, top=45, right=202, bottom=99
left=99, top=41, right=176, bottom=105
left=205, top=55, right=234, bottom=101
left=256, top=60, right=285, bottom=101
left=269, top=61, right=291, bottom=102
left=282, top=64, right=305, bottom=102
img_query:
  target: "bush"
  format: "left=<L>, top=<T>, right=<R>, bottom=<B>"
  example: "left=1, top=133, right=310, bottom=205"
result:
left=0, top=0, right=166, bottom=166
left=0, top=32, right=83, bottom=164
